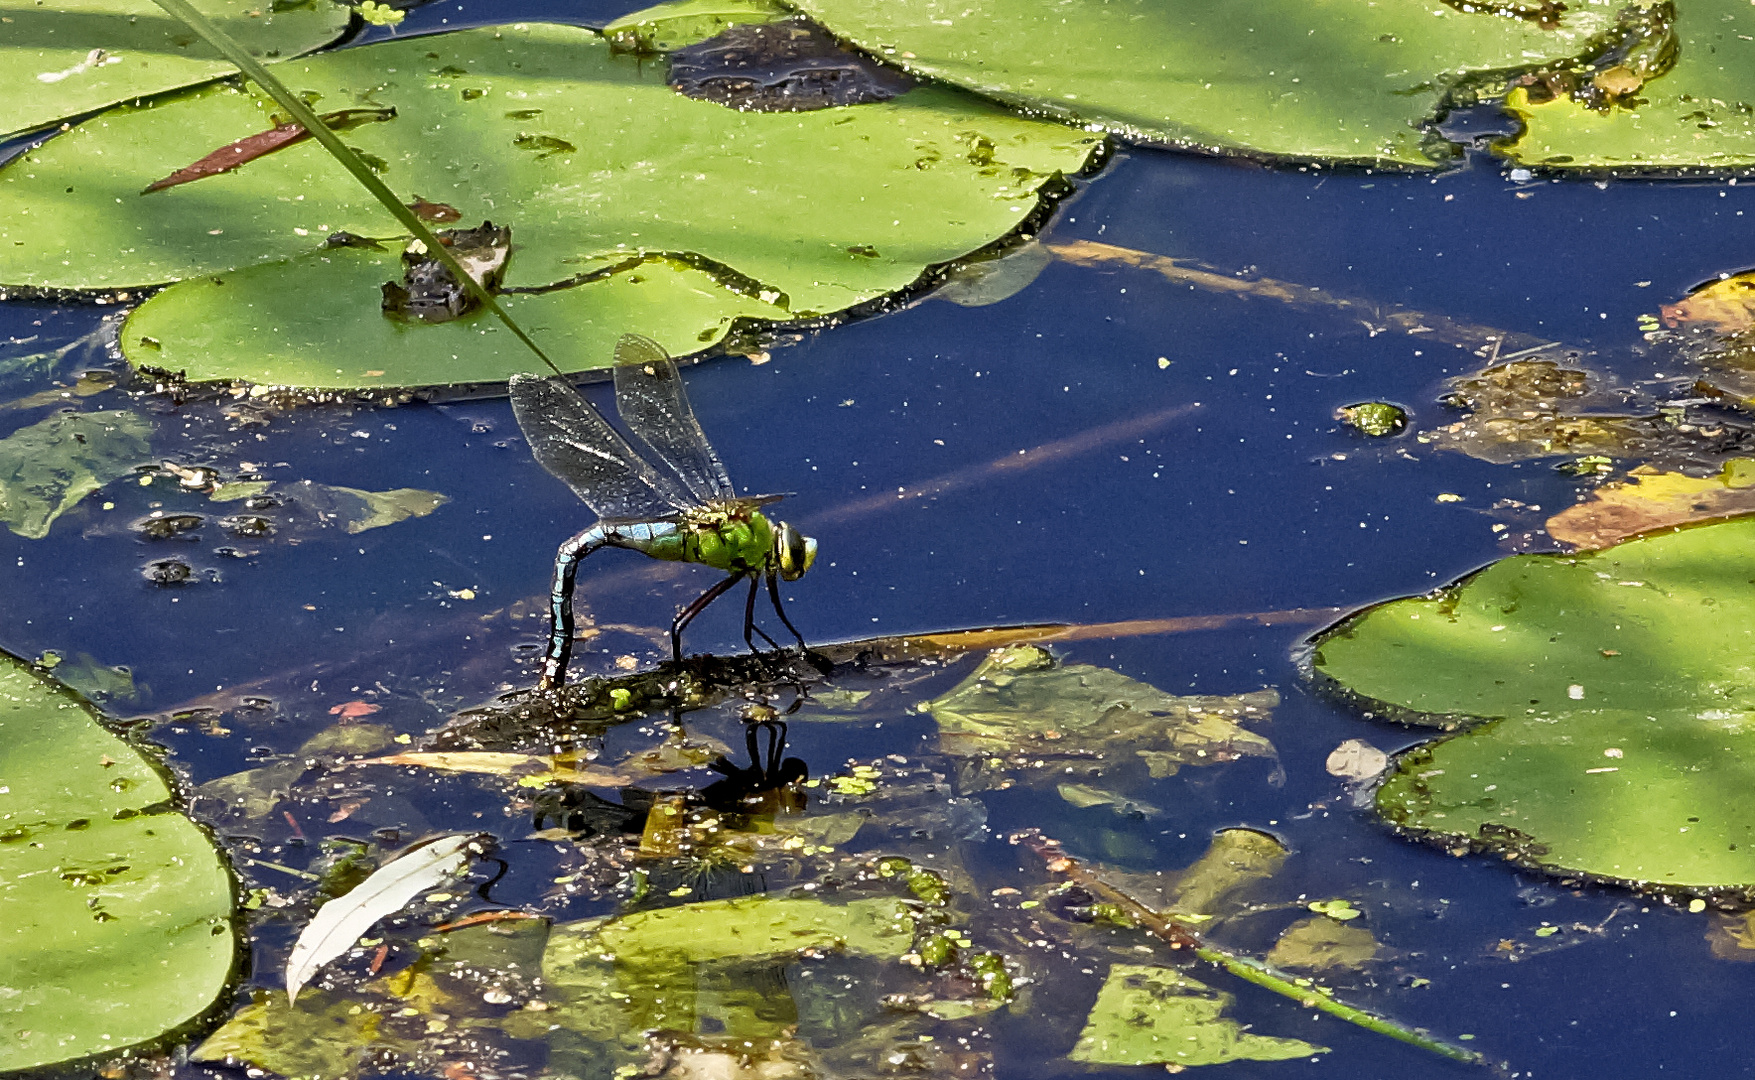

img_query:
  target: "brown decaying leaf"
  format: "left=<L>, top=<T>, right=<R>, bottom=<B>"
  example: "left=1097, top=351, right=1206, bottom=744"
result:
left=1545, top=461, right=1755, bottom=549
left=1662, top=272, right=1755, bottom=334
left=142, top=109, right=396, bottom=194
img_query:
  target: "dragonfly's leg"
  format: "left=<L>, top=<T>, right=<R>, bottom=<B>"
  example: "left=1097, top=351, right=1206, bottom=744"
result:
left=671, top=572, right=744, bottom=662
left=765, top=570, right=809, bottom=651
left=743, top=574, right=781, bottom=654
left=539, top=525, right=608, bottom=691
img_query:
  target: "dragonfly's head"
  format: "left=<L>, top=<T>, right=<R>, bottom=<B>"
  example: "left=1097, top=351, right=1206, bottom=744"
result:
left=774, top=521, right=817, bottom=581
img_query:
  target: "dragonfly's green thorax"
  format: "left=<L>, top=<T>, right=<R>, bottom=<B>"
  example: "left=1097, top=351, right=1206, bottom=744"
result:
left=644, top=508, right=778, bottom=573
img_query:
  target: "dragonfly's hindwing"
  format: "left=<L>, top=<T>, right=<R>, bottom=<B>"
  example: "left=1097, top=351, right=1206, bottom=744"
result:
left=612, top=334, right=738, bottom=505
left=509, top=372, right=693, bottom=522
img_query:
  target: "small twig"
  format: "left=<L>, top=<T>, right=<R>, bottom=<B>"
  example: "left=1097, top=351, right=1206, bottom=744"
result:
left=1012, top=829, right=1489, bottom=1068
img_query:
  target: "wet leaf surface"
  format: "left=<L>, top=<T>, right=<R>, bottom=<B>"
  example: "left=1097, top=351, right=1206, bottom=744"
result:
left=0, top=648, right=235, bottom=1071
left=1313, top=515, right=1755, bottom=894
left=667, top=17, right=916, bottom=112
left=0, top=0, right=350, bottom=140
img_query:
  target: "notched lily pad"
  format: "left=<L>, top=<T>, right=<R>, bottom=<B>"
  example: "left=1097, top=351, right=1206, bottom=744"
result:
left=604, top=0, right=792, bottom=54
left=668, top=17, right=916, bottom=112
left=1312, top=515, right=1755, bottom=897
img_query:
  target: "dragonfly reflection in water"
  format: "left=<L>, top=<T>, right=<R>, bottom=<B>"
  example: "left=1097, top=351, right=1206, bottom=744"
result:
left=510, top=334, right=818, bottom=689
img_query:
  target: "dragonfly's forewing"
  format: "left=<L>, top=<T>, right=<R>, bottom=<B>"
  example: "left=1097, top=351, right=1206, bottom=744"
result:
left=509, top=372, right=694, bottom=522
left=611, top=334, right=738, bottom=506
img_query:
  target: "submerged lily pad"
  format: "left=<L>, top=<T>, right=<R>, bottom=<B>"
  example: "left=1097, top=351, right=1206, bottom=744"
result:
left=0, top=408, right=152, bottom=539
left=0, top=649, right=237, bottom=1071
left=925, top=644, right=1277, bottom=775
left=1312, top=516, right=1755, bottom=894
left=788, top=0, right=1618, bottom=168
left=0, top=0, right=351, bottom=140
left=1069, top=965, right=1324, bottom=1066
left=1, top=23, right=1099, bottom=387
left=1500, top=0, right=1755, bottom=171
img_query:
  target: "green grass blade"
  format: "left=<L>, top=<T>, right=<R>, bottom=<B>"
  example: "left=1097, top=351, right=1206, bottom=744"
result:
left=149, top=0, right=562, bottom=378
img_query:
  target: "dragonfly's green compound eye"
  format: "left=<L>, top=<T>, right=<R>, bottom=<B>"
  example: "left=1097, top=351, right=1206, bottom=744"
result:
left=777, top=522, right=816, bottom=581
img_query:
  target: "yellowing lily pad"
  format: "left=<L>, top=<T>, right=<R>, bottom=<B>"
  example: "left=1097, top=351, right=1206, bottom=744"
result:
left=1312, top=515, right=1755, bottom=895
left=1545, top=461, right=1755, bottom=549
left=1500, top=0, right=1755, bottom=171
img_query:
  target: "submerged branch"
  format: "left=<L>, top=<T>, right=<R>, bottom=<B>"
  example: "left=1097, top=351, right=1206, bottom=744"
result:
left=1047, top=239, right=1555, bottom=357
left=1012, top=829, right=1492, bottom=1069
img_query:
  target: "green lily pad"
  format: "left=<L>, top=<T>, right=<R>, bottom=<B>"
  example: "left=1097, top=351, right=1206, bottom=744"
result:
left=0, top=649, right=237, bottom=1072
left=1500, top=0, right=1755, bottom=171
left=0, top=408, right=152, bottom=539
left=1069, top=964, right=1325, bottom=1066
left=122, top=245, right=789, bottom=389
left=602, top=0, right=791, bottom=53
left=0, top=0, right=351, bottom=140
left=1311, top=516, right=1755, bottom=894
left=787, top=0, right=1619, bottom=168
left=1, top=23, right=1099, bottom=387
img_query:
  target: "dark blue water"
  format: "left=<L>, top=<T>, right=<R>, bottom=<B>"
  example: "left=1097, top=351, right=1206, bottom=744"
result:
left=5, top=14, right=1755, bottom=1079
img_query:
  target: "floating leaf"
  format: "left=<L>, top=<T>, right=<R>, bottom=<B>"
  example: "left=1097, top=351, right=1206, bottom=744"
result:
left=788, top=0, right=1616, bottom=168
left=0, top=0, right=350, bottom=140
left=1161, top=828, right=1290, bottom=918
left=1661, top=270, right=1755, bottom=334
left=925, top=644, right=1276, bottom=772
left=1069, top=965, right=1324, bottom=1066
left=1312, top=516, right=1755, bottom=893
left=602, top=0, right=791, bottom=54
left=193, top=987, right=426, bottom=1078
left=1307, top=898, right=1364, bottom=922
left=0, top=649, right=235, bottom=1072
left=1545, top=461, right=1755, bottom=549
left=0, top=409, right=152, bottom=539
left=1500, top=0, right=1755, bottom=172
left=286, top=833, right=477, bottom=1003
left=1, top=23, right=1100, bottom=387
left=282, top=481, right=448, bottom=534
left=1266, top=917, right=1380, bottom=972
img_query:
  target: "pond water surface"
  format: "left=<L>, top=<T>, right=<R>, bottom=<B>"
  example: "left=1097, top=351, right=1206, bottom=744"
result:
left=5, top=3, right=1755, bottom=1078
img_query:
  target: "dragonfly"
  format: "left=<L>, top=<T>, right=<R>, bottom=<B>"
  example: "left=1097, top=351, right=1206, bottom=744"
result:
left=510, top=334, right=818, bottom=690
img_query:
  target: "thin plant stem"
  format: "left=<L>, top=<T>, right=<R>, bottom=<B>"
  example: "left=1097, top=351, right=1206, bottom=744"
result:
left=148, top=0, right=562, bottom=376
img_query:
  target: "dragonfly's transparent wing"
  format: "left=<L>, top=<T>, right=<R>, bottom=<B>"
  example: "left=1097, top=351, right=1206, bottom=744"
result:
left=612, top=334, right=737, bottom=505
left=509, top=372, right=694, bottom=522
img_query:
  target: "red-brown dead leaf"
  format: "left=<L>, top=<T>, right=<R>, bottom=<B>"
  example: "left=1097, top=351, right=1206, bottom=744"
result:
left=408, top=196, right=463, bottom=222
left=433, top=909, right=541, bottom=933
left=143, top=108, right=396, bottom=194
left=329, top=700, right=382, bottom=719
